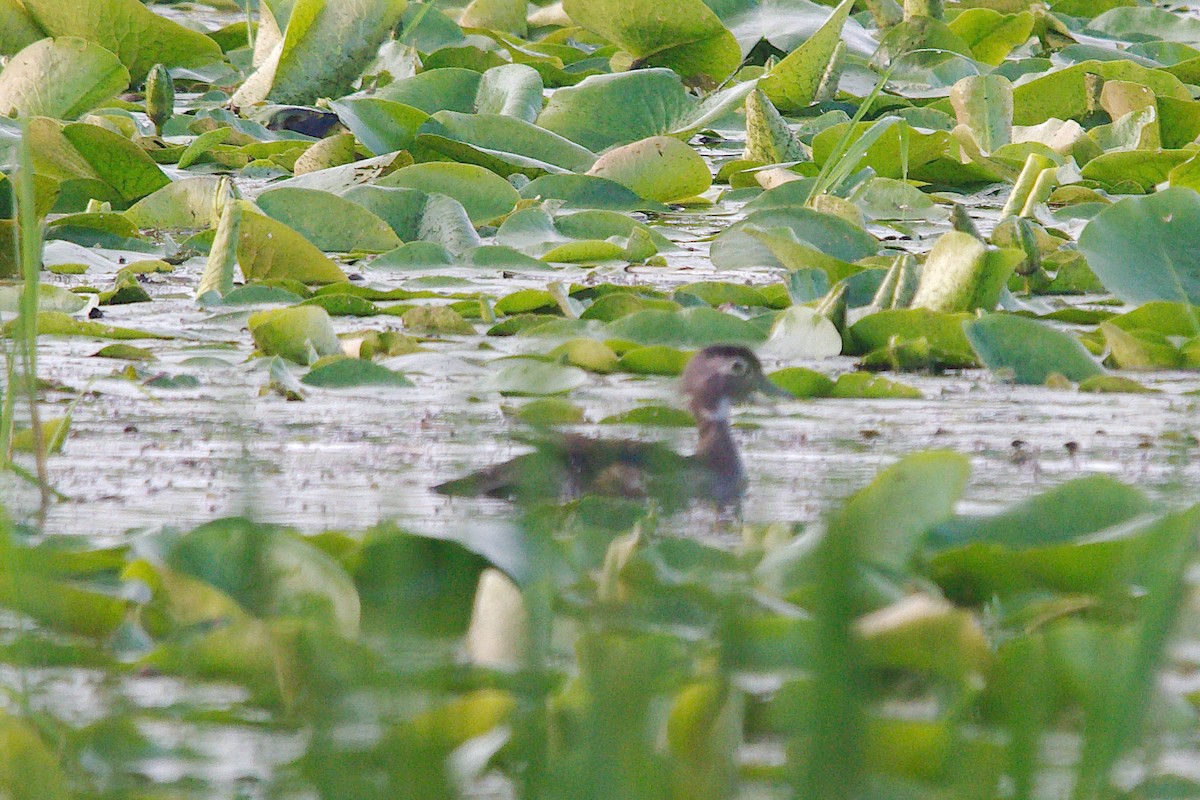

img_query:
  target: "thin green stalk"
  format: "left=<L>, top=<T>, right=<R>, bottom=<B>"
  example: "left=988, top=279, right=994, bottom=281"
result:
left=12, top=119, right=51, bottom=515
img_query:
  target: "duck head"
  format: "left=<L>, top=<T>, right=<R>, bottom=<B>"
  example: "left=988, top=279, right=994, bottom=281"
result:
left=681, top=345, right=781, bottom=421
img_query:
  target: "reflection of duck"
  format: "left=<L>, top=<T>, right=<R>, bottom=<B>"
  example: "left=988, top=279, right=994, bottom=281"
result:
left=434, top=345, right=782, bottom=512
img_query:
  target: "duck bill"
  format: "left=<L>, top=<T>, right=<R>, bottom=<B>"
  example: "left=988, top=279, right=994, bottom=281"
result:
left=758, top=375, right=795, bottom=399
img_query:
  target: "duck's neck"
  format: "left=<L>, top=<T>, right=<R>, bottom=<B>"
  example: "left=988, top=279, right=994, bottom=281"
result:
left=691, top=397, right=744, bottom=506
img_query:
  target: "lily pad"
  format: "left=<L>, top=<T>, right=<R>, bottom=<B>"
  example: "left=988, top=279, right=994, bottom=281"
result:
left=758, top=0, right=852, bottom=112
left=964, top=314, right=1104, bottom=385
left=0, top=37, right=130, bottom=120
left=248, top=305, right=342, bottom=365
left=301, top=357, right=414, bottom=388
left=256, top=188, right=402, bottom=253
left=563, top=0, right=741, bottom=85
left=488, top=357, right=589, bottom=395
left=1077, top=187, right=1200, bottom=306
left=377, top=162, right=519, bottom=224
left=237, top=204, right=350, bottom=285
left=587, top=136, right=712, bottom=203
left=232, top=0, right=409, bottom=106
left=21, top=0, right=222, bottom=81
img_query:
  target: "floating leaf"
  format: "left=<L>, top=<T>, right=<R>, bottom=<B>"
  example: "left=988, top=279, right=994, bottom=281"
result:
left=0, top=37, right=129, bottom=120
left=232, top=0, right=409, bottom=106
left=758, top=0, right=853, bottom=112
left=537, top=69, right=754, bottom=151
left=0, top=284, right=88, bottom=314
left=237, top=204, right=349, bottom=284
left=302, top=357, right=414, bottom=388
left=587, top=136, right=712, bottom=203
left=166, top=517, right=360, bottom=636
left=760, top=306, right=842, bottom=359
left=964, top=314, right=1104, bottom=385
left=257, top=188, right=402, bottom=253
left=248, top=305, right=342, bottom=365
left=768, top=367, right=835, bottom=398
left=1077, top=187, right=1200, bottom=306
left=830, top=372, right=923, bottom=399
left=488, top=357, right=589, bottom=395
left=563, top=0, right=741, bottom=85
left=11, top=311, right=165, bottom=340
left=910, top=232, right=1022, bottom=313
left=377, top=162, right=519, bottom=224
left=832, top=450, right=971, bottom=571
left=21, top=0, right=222, bottom=80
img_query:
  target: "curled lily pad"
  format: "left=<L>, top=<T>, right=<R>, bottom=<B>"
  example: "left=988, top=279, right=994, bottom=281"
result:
left=758, top=0, right=853, bottom=112
left=22, top=0, right=222, bottom=81
left=165, top=517, right=360, bottom=635
left=343, top=186, right=482, bottom=254
left=0, top=37, right=130, bottom=120
left=417, top=111, right=597, bottom=177
left=237, top=204, right=349, bottom=285
left=380, top=63, right=543, bottom=122
left=324, top=97, right=429, bottom=156
left=537, top=69, right=754, bottom=151
left=232, top=0, right=408, bottom=106
left=760, top=306, right=842, bottom=360
left=710, top=206, right=879, bottom=274
left=563, top=0, right=741, bottom=86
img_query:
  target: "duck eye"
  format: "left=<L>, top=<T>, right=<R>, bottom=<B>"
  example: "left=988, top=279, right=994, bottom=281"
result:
left=728, top=357, right=748, bottom=376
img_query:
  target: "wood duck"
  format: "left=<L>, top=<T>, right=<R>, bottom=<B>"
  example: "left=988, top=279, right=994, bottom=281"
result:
left=434, top=345, right=782, bottom=512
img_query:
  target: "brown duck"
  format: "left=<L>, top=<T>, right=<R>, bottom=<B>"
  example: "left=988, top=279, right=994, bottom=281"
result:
left=434, top=345, right=782, bottom=512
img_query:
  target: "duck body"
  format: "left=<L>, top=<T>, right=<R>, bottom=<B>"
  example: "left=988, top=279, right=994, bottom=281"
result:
left=434, top=345, right=774, bottom=512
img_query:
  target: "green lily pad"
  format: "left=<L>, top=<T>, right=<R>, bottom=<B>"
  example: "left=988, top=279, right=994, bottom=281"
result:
left=616, top=344, right=691, bottom=375
left=166, top=517, right=360, bottom=635
left=710, top=207, right=879, bottom=274
left=587, top=136, right=712, bottom=203
left=232, top=0, right=408, bottom=106
left=11, top=311, right=165, bottom=340
left=607, top=307, right=765, bottom=347
left=964, top=314, right=1104, bottom=385
left=849, top=309, right=976, bottom=363
left=301, top=357, right=414, bottom=388
left=237, top=204, right=349, bottom=285
left=378, top=63, right=543, bottom=122
left=124, top=176, right=222, bottom=229
left=325, top=97, right=429, bottom=157
left=830, top=372, right=923, bottom=399
left=342, top=186, right=482, bottom=254
left=911, top=232, right=1022, bottom=313
left=377, top=162, right=519, bottom=225
left=22, top=0, right=222, bottom=81
left=833, top=450, right=972, bottom=571
left=600, top=405, right=695, bottom=426
left=256, top=188, right=402, bottom=253
left=537, top=68, right=754, bottom=151
left=1078, top=187, right=1200, bottom=306
left=248, top=305, right=342, bottom=365
left=519, top=174, right=659, bottom=211
left=0, top=284, right=89, bottom=314
left=761, top=306, right=842, bottom=359
left=488, top=357, right=589, bottom=395
left=0, top=37, right=130, bottom=120
left=416, top=111, right=597, bottom=177
left=93, top=343, right=155, bottom=361
left=563, top=0, right=741, bottom=85
left=401, top=305, right=474, bottom=335
left=767, top=367, right=835, bottom=398
left=758, top=0, right=852, bottom=112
